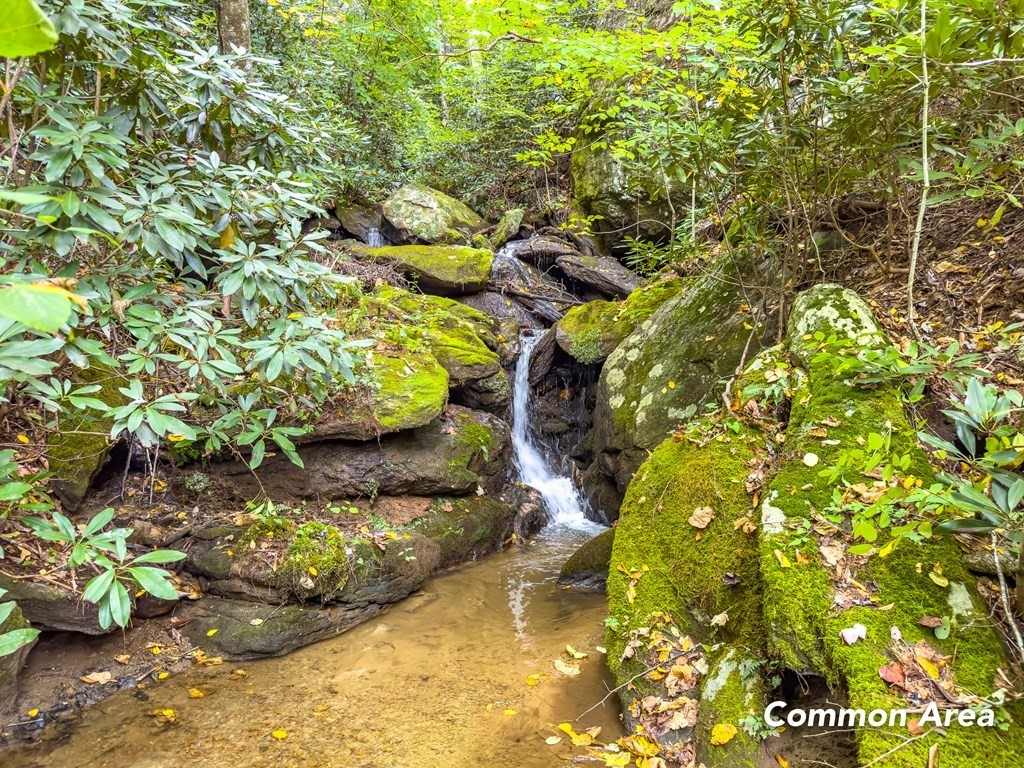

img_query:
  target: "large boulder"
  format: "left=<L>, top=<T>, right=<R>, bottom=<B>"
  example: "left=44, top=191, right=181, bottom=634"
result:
left=584, top=251, right=777, bottom=498
left=369, top=245, right=492, bottom=295
left=555, top=251, right=641, bottom=299
left=492, top=208, right=526, bottom=249
left=554, top=277, right=686, bottom=365
left=381, top=183, right=484, bottom=245
left=218, top=406, right=511, bottom=501
left=489, top=248, right=576, bottom=324
left=558, top=528, right=614, bottom=591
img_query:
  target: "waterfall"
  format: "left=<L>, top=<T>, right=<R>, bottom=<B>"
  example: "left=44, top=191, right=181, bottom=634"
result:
left=512, top=332, right=597, bottom=531
left=366, top=227, right=386, bottom=248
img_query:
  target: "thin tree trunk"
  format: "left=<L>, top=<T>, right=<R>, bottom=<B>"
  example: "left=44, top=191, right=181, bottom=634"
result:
left=217, top=0, right=252, bottom=61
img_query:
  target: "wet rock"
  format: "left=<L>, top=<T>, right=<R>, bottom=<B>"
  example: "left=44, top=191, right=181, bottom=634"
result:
left=380, top=183, right=484, bottom=245
left=409, top=497, right=516, bottom=569
left=369, top=244, right=492, bottom=295
left=555, top=251, right=640, bottom=299
left=558, top=528, right=614, bottom=592
left=513, top=234, right=583, bottom=265
left=336, top=202, right=384, bottom=243
left=491, top=208, right=525, bottom=249
left=489, top=250, right=576, bottom=324
left=454, top=370, right=512, bottom=412
left=506, top=484, right=550, bottom=540
left=0, top=573, right=107, bottom=635
left=458, top=291, right=538, bottom=329
left=527, top=328, right=558, bottom=386
left=218, top=406, right=512, bottom=501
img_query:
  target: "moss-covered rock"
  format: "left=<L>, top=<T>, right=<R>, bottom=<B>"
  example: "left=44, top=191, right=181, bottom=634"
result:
left=492, top=208, right=525, bottom=249
left=557, top=528, right=614, bottom=591
left=554, top=277, right=686, bottom=364
left=0, top=603, right=36, bottom=700
left=0, top=572, right=108, bottom=635
left=760, top=284, right=1023, bottom=767
left=584, top=250, right=777, bottom=502
left=554, top=250, right=640, bottom=299
left=381, top=183, right=484, bottom=245
left=606, top=425, right=766, bottom=764
left=46, top=364, right=129, bottom=511
left=370, top=244, right=493, bottom=295
left=411, top=496, right=516, bottom=569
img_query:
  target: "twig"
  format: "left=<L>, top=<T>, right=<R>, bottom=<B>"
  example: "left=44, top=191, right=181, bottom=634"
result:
left=860, top=728, right=935, bottom=767
left=991, top=532, right=1024, bottom=659
left=907, top=0, right=931, bottom=340
left=576, top=648, right=695, bottom=721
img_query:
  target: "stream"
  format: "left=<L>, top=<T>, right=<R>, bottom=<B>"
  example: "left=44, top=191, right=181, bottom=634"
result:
left=1, top=334, right=623, bottom=767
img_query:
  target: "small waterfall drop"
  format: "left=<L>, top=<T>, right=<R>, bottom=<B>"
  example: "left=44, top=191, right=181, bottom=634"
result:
left=512, top=332, right=598, bottom=531
left=366, top=227, right=386, bottom=248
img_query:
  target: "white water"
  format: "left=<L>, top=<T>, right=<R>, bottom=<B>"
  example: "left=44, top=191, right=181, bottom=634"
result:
left=511, top=333, right=599, bottom=531
left=366, top=227, right=386, bottom=248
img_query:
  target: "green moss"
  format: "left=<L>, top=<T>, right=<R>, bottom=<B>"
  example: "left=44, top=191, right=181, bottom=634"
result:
left=278, top=522, right=352, bottom=598
left=372, top=352, right=450, bottom=431
left=370, top=245, right=493, bottom=293
left=555, top=278, right=686, bottom=365
left=471, top=233, right=492, bottom=250
left=492, top=208, right=524, bottom=249
left=695, top=648, right=765, bottom=768
left=607, top=426, right=765, bottom=679
left=381, top=183, right=483, bottom=243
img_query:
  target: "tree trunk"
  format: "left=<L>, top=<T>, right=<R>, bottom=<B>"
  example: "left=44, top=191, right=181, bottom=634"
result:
left=217, top=0, right=251, bottom=59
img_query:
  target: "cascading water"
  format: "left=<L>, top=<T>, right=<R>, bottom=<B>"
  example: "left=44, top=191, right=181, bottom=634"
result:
left=366, top=227, right=386, bottom=248
left=512, top=332, right=598, bottom=531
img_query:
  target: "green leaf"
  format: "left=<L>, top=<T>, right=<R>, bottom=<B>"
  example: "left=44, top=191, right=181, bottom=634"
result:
left=0, top=628, right=39, bottom=657
left=82, top=508, right=115, bottom=538
left=82, top=568, right=116, bottom=605
left=127, top=567, right=178, bottom=601
left=132, top=549, right=186, bottom=564
left=0, top=0, right=58, bottom=58
left=0, top=282, right=85, bottom=334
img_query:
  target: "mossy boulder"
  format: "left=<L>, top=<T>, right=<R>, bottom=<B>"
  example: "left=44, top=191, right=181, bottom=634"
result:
left=492, top=208, right=525, bottom=249
left=584, top=250, right=777, bottom=500
left=370, top=244, right=493, bottom=295
left=312, top=351, right=450, bottom=441
left=219, top=405, right=511, bottom=501
left=759, top=284, right=1023, bottom=767
left=411, top=496, right=516, bottom=569
left=0, top=572, right=108, bottom=635
left=381, top=183, right=484, bottom=245
left=605, top=426, right=766, bottom=765
left=554, top=277, right=686, bottom=365
left=46, top=364, right=129, bottom=511
left=557, top=528, right=614, bottom=591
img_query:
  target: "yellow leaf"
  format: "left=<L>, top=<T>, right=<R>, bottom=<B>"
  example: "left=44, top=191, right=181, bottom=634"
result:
left=668, top=381, right=676, bottom=389
left=308, top=566, right=318, bottom=576
left=928, top=570, right=948, bottom=588
left=157, top=671, right=170, bottom=680
left=710, top=722, right=737, bottom=745
left=776, top=755, right=790, bottom=768
left=16, top=434, right=28, bottom=444
left=916, top=656, right=941, bottom=679
left=27, top=709, right=39, bottom=718
left=188, top=688, right=204, bottom=698
left=206, top=628, right=219, bottom=637
left=220, top=220, right=237, bottom=251
left=774, top=549, right=791, bottom=568
left=272, top=729, right=288, bottom=740
left=565, top=645, right=588, bottom=659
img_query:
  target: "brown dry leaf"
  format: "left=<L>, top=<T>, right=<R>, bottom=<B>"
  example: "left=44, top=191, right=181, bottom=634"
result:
left=907, top=718, right=925, bottom=736
left=188, top=688, right=204, bottom=699
left=917, top=616, right=944, bottom=629
left=819, top=541, right=845, bottom=567
left=688, top=506, right=715, bottom=529
left=114, top=654, right=131, bottom=665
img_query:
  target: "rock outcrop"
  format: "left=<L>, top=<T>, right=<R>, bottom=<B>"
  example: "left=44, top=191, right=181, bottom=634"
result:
left=369, top=244, right=493, bottom=295
left=380, top=183, right=484, bottom=245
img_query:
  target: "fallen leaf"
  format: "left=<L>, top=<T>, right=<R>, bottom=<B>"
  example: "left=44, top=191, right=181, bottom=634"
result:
left=554, top=659, right=581, bottom=677
left=27, top=709, right=39, bottom=718
left=272, top=729, right=287, bottom=740
left=250, top=618, right=264, bottom=626
left=114, top=654, right=131, bottom=665
left=802, top=452, right=820, bottom=467
left=157, top=671, right=170, bottom=680
left=878, top=663, right=906, bottom=686
left=916, top=656, right=941, bottom=680
left=908, top=718, right=925, bottom=735
left=928, top=570, right=949, bottom=588
left=774, top=549, right=791, bottom=568
left=840, top=624, right=867, bottom=645
left=688, top=506, right=715, bottom=529
left=188, top=688, right=204, bottom=699
left=545, top=736, right=562, bottom=745
left=80, top=671, right=113, bottom=685
left=504, top=709, right=517, bottom=716
left=206, top=628, right=219, bottom=637
left=565, top=645, right=588, bottom=659
left=710, top=723, right=737, bottom=745
left=710, top=612, right=729, bottom=627
left=776, top=755, right=790, bottom=768
left=917, top=616, right=943, bottom=628
left=148, top=708, right=176, bottom=723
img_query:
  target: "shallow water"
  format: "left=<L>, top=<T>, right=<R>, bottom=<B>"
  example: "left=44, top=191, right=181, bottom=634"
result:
left=3, top=527, right=622, bottom=768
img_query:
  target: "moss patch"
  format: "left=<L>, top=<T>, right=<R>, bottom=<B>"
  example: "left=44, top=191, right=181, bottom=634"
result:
left=371, top=352, right=450, bottom=432
left=412, top=496, right=515, bottom=568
